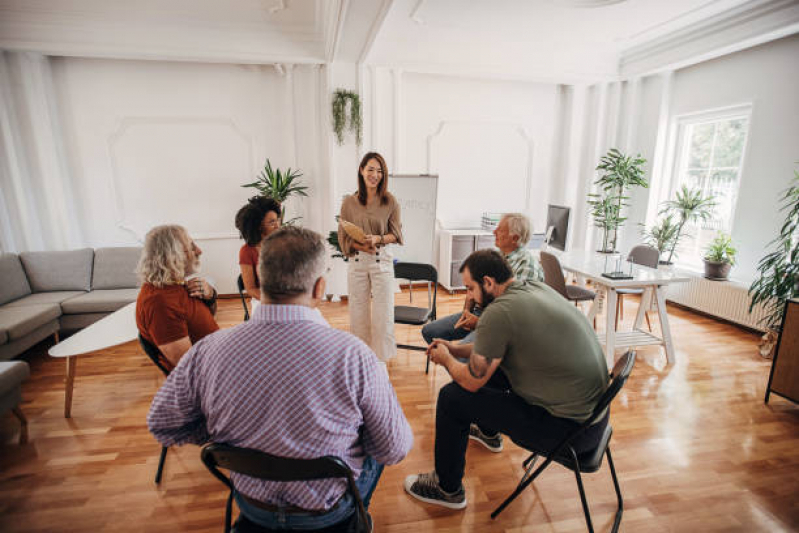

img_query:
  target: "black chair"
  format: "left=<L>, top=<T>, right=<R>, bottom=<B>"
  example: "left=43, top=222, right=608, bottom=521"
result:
left=616, top=245, right=659, bottom=331
left=540, top=251, right=596, bottom=328
left=201, top=443, right=370, bottom=533
left=138, top=334, right=171, bottom=484
left=393, top=262, right=438, bottom=374
left=237, top=274, right=250, bottom=321
left=491, top=350, right=636, bottom=533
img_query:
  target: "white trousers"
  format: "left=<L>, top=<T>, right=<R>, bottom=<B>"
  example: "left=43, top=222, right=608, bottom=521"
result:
left=347, top=249, right=396, bottom=362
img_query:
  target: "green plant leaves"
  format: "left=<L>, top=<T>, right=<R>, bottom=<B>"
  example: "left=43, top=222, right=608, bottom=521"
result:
left=332, top=89, right=362, bottom=146
left=241, top=158, right=308, bottom=224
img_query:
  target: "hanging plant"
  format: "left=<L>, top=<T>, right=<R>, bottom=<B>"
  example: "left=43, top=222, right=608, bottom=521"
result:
left=331, top=89, right=362, bottom=146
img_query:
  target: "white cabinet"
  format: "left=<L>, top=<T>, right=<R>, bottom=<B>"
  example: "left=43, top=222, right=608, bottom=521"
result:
left=438, top=229, right=495, bottom=291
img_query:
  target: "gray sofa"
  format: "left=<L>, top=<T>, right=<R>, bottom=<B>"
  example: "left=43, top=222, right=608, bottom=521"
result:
left=0, top=247, right=141, bottom=361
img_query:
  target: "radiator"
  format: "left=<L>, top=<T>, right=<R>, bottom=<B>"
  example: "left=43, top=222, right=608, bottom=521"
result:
left=665, top=273, right=769, bottom=332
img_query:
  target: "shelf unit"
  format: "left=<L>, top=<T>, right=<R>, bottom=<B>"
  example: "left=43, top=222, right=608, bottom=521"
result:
left=438, top=228, right=495, bottom=292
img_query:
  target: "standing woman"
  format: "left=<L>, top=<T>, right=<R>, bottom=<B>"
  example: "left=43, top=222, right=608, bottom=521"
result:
left=339, top=152, right=403, bottom=363
left=235, top=196, right=282, bottom=314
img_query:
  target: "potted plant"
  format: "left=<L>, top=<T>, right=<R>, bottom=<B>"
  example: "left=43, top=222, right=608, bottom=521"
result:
left=640, top=215, right=679, bottom=259
left=587, top=148, right=648, bottom=253
left=703, top=233, right=736, bottom=280
left=242, top=159, right=308, bottom=224
left=749, top=169, right=799, bottom=356
left=659, top=185, right=716, bottom=265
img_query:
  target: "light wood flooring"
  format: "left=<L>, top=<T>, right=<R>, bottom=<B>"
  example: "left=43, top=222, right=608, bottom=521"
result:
left=1, top=289, right=798, bottom=532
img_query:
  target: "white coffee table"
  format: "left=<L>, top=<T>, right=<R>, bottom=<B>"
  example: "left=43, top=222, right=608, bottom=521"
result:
left=48, top=302, right=138, bottom=417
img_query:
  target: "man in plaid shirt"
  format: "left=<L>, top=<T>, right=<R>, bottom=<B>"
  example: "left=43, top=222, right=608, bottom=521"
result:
left=148, top=226, right=413, bottom=530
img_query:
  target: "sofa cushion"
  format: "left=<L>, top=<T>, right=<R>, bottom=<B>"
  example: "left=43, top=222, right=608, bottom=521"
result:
left=0, top=254, right=32, bottom=306
left=20, top=248, right=94, bottom=292
left=92, top=247, right=142, bottom=290
left=0, top=361, right=30, bottom=394
left=5, top=291, right=86, bottom=308
left=61, top=288, right=139, bottom=314
left=0, top=304, right=61, bottom=341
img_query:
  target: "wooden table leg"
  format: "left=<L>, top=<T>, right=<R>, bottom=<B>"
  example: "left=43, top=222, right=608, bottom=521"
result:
left=604, top=289, right=618, bottom=364
left=653, top=286, right=676, bottom=364
left=65, top=356, right=77, bottom=418
left=12, top=406, right=28, bottom=444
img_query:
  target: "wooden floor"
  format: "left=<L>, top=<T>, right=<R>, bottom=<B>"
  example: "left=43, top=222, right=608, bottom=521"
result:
left=1, top=289, right=798, bottom=532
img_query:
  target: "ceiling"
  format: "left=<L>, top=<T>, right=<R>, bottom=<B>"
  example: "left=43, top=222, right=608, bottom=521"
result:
left=0, top=0, right=797, bottom=82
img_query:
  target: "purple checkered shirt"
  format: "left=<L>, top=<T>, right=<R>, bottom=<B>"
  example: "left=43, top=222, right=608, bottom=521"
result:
left=147, top=304, right=413, bottom=510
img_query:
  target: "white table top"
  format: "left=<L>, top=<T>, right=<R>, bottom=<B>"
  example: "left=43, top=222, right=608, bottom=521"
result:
left=48, top=302, right=138, bottom=358
left=554, top=249, right=691, bottom=288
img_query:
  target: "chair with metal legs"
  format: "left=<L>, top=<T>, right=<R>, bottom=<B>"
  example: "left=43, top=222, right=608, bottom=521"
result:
left=540, top=251, right=597, bottom=328
left=491, top=350, right=636, bottom=533
left=616, top=245, right=659, bottom=331
left=237, top=274, right=250, bottom=321
left=393, top=262, right=438, bottom=374
left=138, top=334, right=171, bottom=484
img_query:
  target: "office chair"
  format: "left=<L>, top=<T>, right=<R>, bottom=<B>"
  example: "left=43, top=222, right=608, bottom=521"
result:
left=540, top=251, right=596, bottom=328
left=201, top=443, right=370, bottom=533
left=138, top=334, right=171, bottom=484
left=393, top=262, right=438, bottom=374
left=616, top=245, right=659, bottom=331
left=491, top=350, right=636, bottom=533
left=237, top=274, right=250, bottom=321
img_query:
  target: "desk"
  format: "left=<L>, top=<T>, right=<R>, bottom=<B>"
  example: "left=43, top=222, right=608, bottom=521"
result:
left=48, top=302, right=138, bottom=417
left=556, top=250, right=689, bottom=365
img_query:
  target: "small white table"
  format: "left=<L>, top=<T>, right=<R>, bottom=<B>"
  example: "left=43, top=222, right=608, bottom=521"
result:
left=48, top=302, right=138, bottom=417
left=555, top=250, right=690, bottom=365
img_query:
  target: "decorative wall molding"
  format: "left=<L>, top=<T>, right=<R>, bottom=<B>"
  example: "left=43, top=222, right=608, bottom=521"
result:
left=358, top=0, right=394, bottom=63
left=106, top=116, right=255, bottom=241
left=620, top=0, right=799, bottom=77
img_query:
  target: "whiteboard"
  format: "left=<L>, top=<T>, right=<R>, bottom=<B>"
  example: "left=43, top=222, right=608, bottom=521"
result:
left=389, top=175, right=438, bottom=265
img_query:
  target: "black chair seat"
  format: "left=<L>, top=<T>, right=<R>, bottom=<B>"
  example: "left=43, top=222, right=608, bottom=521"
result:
left=552, top=425, right=612, bottom=474
left=565, top=285, right=596, bottom=302
left=395, top=305, right=432, bottom=325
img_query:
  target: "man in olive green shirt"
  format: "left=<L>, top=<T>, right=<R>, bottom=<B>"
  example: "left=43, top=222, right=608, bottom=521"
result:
left=404, top=250, right=609, bottom=510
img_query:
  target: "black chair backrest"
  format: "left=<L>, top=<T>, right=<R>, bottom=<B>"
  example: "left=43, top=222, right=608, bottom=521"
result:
left=394, top=262, right=438, bottom=320
left=201, top=443, right=369, bottom=533
left=138, top=334, right=171, bottom=376
left=539, top=251, right=568, bottom=298
left=237, top=274, right=250, bottom=321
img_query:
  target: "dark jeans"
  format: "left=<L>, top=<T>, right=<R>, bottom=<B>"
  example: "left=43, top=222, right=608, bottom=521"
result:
left=434, top=369, right=608, bottom=493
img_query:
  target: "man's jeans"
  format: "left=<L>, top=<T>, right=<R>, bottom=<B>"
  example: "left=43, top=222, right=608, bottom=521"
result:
left=421, top=308, right=482, bottom=345
left=234, top=455, right=383, bottom=531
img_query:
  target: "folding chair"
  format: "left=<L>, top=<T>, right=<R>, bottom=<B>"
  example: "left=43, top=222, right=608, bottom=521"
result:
left=237, top=274, right=250, bottom=321
left=138, top=334, right=171, bottom=484
left=201, top=443, right=370, bottom=533
left=393, top=262, right=438, bottom=374
left=491, top=350, right=636, bottom=533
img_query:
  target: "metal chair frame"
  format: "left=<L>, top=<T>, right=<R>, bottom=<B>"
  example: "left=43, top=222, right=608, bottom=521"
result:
left=237, top=274, right=250, bottom=321
left=138, top=334, right=171, bottom=484
left=393, top=262, right=438, bottom=374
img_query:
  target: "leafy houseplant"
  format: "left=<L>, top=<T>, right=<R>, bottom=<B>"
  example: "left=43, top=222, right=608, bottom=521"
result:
left=331, top=89, right=362, bottom=146
left=659, top=185, right=716, bottom=265
left=703, top=233, right=736, bottom=280
left=587, top=148, right=648, bottom=253
left=749, top=169, right=799, bottom=332
left=640, top=216, right=679, bottom=257
left=327, top=217, right=346, bottom=261
left=242, top=159, right=308, bottom=224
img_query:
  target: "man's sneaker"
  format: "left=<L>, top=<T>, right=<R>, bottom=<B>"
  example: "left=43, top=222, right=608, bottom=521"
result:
left=469, top=423, right=503, bottom=452
left=404, top=471, right=466, bottom=510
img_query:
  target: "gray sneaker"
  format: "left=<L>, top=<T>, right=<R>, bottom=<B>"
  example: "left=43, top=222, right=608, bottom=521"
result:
left=404, top=471, right=467, bottom=510
left=469, top=423, right=503, bottom=452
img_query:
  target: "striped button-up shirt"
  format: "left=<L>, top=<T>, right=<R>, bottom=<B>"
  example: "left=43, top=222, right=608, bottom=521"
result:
left=506, top=245, right=544, bottom=285
left=147, top=304, right=413, bottom=510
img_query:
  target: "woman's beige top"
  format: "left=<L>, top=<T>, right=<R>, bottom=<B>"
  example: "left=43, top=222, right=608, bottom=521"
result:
left=338, top=193, right=404, bottom=257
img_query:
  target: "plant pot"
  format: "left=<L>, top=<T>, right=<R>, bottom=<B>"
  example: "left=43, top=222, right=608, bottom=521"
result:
left=658, top=259, right=673, bottom=266
left=703, top=260, right=731, bottom=280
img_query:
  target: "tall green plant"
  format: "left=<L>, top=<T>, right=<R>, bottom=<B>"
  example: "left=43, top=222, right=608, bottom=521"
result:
left=242, top=159, right=308, bottom=223
left=660, top=185, right=716, bottom=264
left=640, top=215, right=679, bottom=255
left=588, top=148, right=648, bottom=252
left=749, top=169, right=799, bottom=329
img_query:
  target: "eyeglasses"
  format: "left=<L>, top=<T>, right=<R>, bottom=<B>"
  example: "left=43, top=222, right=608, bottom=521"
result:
left=264, top=220, right=280, bottom=229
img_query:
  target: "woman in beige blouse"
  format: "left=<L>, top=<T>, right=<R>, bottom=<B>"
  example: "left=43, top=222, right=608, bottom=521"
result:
left=338, top=152, right=403, bottom=363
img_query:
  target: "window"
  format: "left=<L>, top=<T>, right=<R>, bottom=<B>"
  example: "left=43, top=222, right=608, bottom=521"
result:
left=669, top=106, right=750, bottom=269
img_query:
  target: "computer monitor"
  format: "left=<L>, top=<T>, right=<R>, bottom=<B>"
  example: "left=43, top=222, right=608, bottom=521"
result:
left=545, top=204, right=570, bottom=251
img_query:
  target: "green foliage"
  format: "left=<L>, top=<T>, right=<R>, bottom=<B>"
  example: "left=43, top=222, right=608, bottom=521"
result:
left=327, top=216, right=345, bottom=260
left=588, top=148, right=648, bottom=252
left=241, top=159, right=308, bottom=223
left=749, top=169, right=799, bottom=329
left=332, top=89, right=362, bottom=146
left=640, top=215, right=680, bottom=255
left=704, top=232, right=737, bottom=265
left=659, top=185, right=716, bottom=263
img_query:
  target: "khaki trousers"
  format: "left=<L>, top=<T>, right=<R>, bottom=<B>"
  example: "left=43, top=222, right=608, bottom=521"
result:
left=347, top=249, right=396, bottom=361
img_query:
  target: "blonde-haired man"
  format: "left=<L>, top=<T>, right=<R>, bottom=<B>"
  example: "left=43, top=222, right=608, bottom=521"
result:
left=136, top=224, right=219, bottom=370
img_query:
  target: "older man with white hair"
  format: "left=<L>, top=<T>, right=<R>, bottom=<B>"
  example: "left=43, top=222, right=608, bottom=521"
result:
left=421, top=212, right=543, bottom=347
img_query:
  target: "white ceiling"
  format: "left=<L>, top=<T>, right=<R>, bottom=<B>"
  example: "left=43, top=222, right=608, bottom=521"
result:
left=0, top=0, right=797, bottom=81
